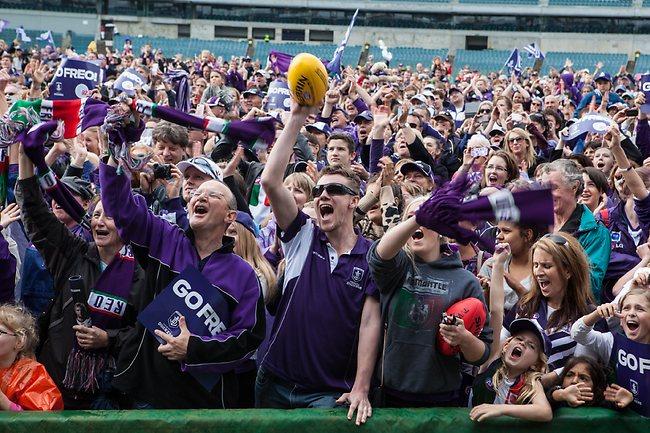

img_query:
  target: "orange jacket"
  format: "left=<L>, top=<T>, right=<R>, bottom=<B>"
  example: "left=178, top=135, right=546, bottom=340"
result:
left=0, top=357, right=63, bottom=410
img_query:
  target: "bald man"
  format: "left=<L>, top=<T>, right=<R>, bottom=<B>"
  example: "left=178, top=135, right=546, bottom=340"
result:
left=99, top=154, right=265, bottom=409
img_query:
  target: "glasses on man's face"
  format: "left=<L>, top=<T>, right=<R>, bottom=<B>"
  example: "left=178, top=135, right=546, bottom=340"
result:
left=508, top=136, right=525, bottom=144
left=0, top=329, right=17, bottom=337
left=189, top=189, right=226, bottom=201
left=312, top=183, right=357, bottom=198
left=543, top=233, right=568, bottom=247
left=531, top=102, right=541, bottom=106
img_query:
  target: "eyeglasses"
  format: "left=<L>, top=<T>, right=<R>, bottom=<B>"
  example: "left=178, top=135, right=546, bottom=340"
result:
left=486, top=164, right=507, bottom=172
left=478, top=109, right=491, bottom=114
left=0, top=329, right=17, bottom=337
left=189, top=189, right=226, bottom=200
left=508, top=136, right=525, bottom=144
left=543, top=233, right=568, bottom=247
left=312, top=183, right=358, bottom=198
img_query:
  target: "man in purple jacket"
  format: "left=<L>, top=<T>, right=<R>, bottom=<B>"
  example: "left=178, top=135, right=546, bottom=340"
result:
left=99, top=153, right=265, bottom=409
left=258, top=101, right=381, bottom=425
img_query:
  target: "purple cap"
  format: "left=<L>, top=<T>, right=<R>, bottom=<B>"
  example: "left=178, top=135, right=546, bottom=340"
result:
left=235, top=211, right=258, bottom=236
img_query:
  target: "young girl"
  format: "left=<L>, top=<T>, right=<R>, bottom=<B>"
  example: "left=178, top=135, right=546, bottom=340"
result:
left=547, top=356, right=607, bottom=408
left=571, top=288, right=649, bottom=416
left=470, top=243, right=552, bottom=422
left=0, top=304, right=63, bottom=411
left=479, top=221, right=545, bottom=313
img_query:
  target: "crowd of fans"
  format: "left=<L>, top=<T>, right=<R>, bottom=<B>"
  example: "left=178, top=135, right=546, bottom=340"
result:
left=0, top=37, right=648, bottom=423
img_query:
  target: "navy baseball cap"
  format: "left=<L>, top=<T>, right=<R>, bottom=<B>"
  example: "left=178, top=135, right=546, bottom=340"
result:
left=400, top=161, right=433, bottom=179
left=243, top=88, right=265, bottom=98
left=509, top=318, right=551, bottom=354
left=305, top=122, right=332, bottom=137
left=594, top=72, right=612, bottom=83
left=354, top=110, right=374, bottom=123
left=235, top=211, right=258, bottom=236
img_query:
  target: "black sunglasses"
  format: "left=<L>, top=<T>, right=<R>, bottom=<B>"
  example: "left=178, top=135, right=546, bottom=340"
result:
left=478, top=109, right=491, bottom=114
left=312, top=183, right=357, bottom=198
left=543, top=233, right=568, bottom=247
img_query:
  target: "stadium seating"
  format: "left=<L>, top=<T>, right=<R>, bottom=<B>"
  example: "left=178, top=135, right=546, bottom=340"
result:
left=459, top=0, right=538, bottom=4
left=548, top=0, right=632, bottom=6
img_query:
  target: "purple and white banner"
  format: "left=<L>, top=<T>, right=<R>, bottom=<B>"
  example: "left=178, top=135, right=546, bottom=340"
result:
left=49, top=58, right=102, bottom=100
left=640, top=74, right=650, bottom=114
left=264, top=80, right=291, bottom=111
left=113, top=67, right=145, bottom=96
left=562, top=113, right=614, bottom=140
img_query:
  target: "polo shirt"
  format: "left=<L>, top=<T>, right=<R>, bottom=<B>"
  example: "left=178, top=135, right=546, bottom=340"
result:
left=260, top=211, right=378, bottom=392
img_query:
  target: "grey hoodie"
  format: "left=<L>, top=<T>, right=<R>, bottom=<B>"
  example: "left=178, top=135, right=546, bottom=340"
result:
left=368, top=242, right=492, bottom=397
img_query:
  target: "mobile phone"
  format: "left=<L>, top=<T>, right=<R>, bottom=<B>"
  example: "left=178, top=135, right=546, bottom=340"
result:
left=511, top=113, right=523, bottom=122
left=471, top=147, right=489, bottom=158
left=625, top=108, right=639, bottom=117
left=442, top=313, right=458, bottom=326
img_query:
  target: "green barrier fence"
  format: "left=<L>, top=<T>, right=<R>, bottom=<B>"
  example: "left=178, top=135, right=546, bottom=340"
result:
left=0, top=407, right=647, bottom=433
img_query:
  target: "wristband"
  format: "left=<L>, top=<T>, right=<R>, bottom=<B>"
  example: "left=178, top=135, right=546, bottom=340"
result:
left=620, top=166, right=633, bottom=172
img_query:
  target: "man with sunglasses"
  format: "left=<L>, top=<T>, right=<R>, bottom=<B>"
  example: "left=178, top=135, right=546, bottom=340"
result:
left=258, top=102, right=381, bottom=425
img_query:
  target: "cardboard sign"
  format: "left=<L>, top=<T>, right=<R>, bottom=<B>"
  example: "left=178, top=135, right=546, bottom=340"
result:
left=138, top=266, right=231, bottom=390
left=49, top=58, right=102, bottom=100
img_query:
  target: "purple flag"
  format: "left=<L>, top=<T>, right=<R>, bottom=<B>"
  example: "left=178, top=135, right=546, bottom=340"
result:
left=268, top=51, right=294, bottom=74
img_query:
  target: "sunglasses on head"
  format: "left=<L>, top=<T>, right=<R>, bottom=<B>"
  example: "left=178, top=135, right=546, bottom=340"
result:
left=312, top=183, right=357, bottom=198
left=543, top=233, right=568, bottom=247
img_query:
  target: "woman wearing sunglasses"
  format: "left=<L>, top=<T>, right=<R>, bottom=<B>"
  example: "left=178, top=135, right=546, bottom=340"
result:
left=504, top=128, right=537, bottom=179
left=368, top=197, right=492, bottom=407
left=502, top=232, right=596, bottom=387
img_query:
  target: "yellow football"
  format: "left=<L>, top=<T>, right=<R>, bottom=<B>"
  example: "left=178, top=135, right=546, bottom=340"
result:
left=287, top=53, right=328, bottom=106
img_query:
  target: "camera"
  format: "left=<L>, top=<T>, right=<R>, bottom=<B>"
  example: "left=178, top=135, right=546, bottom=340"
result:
left=152, top=163, right=173, bottom=180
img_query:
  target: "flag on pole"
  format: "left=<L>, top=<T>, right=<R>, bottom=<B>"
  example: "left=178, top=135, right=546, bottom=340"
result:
left=0, top=20, right=9, bottom=33
left=326, top=8, right=359, bottom=77
left=16, top=27, right=31, bottom=43
left=378, top=39, right=393, bottom=63
left=523, top=42, right=545, bottom=60
left=503, top=48, right=522, bottom=76
left=37, top=30, right=56, bottom=47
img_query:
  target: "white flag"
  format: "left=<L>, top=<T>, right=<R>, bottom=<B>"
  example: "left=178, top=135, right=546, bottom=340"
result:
left=16, top=27, right=31, bottom=43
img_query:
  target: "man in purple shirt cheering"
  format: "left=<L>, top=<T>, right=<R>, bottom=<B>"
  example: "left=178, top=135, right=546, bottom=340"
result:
left=257, top=101, right=381, bottom=425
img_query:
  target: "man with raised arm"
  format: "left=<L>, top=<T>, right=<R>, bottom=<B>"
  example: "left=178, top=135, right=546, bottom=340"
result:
left=98, top=131, right=265, bottom=409
left=256, top=101, right=381, bottom=425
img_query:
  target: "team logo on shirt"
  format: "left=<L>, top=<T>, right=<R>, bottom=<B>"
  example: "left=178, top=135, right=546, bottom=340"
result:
left=630, top=379, right=639, bottom=396
left=611, top=231, right=621, bottom=243
left=168, top=310, right=182, bottom=328
left=346, top=267, right=365, bottom=290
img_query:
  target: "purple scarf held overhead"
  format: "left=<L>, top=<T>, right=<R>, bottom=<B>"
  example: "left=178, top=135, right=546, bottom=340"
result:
left=21, top=121, right=91, bottom=229
left=165, top=69, right=192, bottom=114
left=415, top=174, right=554, bottom=247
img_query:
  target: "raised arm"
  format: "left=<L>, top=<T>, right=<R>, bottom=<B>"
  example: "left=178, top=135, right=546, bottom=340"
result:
left=260, top=102, right=311, bottom=231
left=606, top=124, right=648, bottom=200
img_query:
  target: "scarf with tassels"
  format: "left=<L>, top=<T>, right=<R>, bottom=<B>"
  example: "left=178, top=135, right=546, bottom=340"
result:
left=63, top=253, right=135, bottom=394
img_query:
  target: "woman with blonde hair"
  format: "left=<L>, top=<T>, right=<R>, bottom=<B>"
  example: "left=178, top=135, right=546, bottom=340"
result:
left=503, top=232, right=595, bottom=383
left=0, top=304, right=63, bottom=410
left=367, top=196, right=492, bottom=407
left=504, top=128, right=537, bottom=178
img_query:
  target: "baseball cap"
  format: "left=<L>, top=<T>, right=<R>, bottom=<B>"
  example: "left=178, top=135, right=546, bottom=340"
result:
left=207, top=95, right=231, bottom=110
left=399, top=161, right=433, bottom=179
left=243, top=88, right=265, bottom=98
left=614, top=85, right=627, bottom=94
left=60, top=177, right=94, bottom=201
left=354, top=110, right=374, bottom=123
left=509, top=318, right=551, bottom=354
left=488, top=124, right=506, bottom=136
left=254, top=70, right=270, bottom=79
left=448, top=86, right=462, bottom=95
left=410, top=94, right=428, bottom=105
left=594, top=71, right=612, bottom=83
left=235, top=211, right=259, bottom=237
left=177, top=156, right=224, bottom=181
left=622, top=91, right=636, bottom=99
left=433, top=111, right=455, bottom=125
left=305, top=122, right=332, bottom=137
left=331, top=105, right=349, bottom=117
